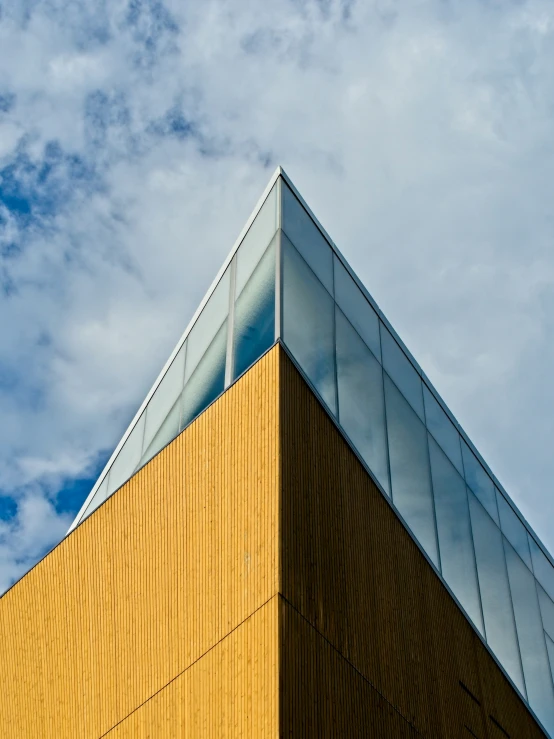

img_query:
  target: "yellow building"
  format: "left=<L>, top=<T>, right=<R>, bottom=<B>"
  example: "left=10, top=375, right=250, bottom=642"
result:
left=1, top=169, right=553, bottom=737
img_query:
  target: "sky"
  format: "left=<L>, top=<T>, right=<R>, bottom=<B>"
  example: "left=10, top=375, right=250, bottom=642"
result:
left=1, top=0, right=554, bottom=593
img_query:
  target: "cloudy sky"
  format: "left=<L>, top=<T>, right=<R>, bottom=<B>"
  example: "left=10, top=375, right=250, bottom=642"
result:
left=1, top=0, right=553, bottom=592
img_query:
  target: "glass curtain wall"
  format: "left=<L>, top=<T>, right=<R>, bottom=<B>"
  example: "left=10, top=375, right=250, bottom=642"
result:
left=279, top=179, right=554, bottom=737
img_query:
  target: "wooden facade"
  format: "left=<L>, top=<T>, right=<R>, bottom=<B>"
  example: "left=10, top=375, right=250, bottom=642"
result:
left=0, top=346, right=279, bottom=738
left=279, top=349, right=546, bottom=739
left=0, top=344, right=546, bottom=737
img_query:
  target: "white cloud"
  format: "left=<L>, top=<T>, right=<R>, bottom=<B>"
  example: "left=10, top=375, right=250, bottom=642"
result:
left=1, top=0, right=554, bottom=593
left=0, top=494, right=71, bottom=594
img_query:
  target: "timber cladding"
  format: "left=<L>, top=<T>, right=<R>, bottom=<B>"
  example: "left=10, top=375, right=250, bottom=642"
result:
left=0, top=347, right=280, bottom=738
left=0, top=343, right=546, bottom=737
left=279, top=346, right=546, bottom=738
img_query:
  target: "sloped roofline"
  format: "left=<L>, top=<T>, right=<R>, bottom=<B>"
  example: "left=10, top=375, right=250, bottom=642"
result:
left=68, top=168, right=554, bottom=574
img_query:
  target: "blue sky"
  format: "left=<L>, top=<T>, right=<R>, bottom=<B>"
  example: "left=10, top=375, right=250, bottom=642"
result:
left=1, top=0, right=554, bottom=591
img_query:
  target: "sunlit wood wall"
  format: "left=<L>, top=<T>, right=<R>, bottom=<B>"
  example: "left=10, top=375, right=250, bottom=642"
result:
left=0, top=347, right=280, bottom=738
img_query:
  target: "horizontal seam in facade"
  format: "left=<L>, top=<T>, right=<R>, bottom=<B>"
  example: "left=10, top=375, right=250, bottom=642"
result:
left=99, top=592, right=279, bottom=738
left=277, top=592, right=423, bottom=736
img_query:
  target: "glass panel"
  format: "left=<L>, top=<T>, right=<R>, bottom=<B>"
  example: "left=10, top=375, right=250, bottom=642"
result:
left=181, top=320, right=227, bottom=428
left=529, top=536, right=554, bottom=602
left=233, top=237, right=275, bottom=381
left=505, top=539, right=554, bottom=732
left=142, top=343, right=186, bottom=456
left=141, top=398, right=182, bottom=467
left=282, top=181, right=334, bottom=294
left=184, top=268, right=230, bottom=384
left=335, top=307, right=389, bottom=494
left=423, top=385, right=463, bottom=474
left=428, top=436, right=484, bottom=634
left=546, top=633, right=554, bottom=684
left=282, top=235, right=337, bottom=414
left=538, top=585, right=554, bottom=640
left=381, top=325, right=424, bottom=421
left=462, top=441, right=499, bottom=525
left=496, top=490, right=532, bottom=569
left=468, top=491, right=525, bottom=694
left=82, top=475, right=108, bottom=519
left=334, top=256, right=381, bottom=361
left=235, top=183, right=278, bottom=297
left=108, top=412, right=146, bottom=495
left=384, top=373, right=439, bottom=567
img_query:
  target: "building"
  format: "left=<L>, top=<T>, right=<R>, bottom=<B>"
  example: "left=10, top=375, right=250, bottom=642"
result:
left=1, top=168, right=554, bottom=737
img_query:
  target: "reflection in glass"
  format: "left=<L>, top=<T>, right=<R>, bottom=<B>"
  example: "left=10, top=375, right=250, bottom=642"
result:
left=423, top=385, right=463, bottom=474
left=538, top=585, right=554, bottom=640
left=334, top=256, right=381, bottom=361
left=428, top=436, right=483, bottom=634
left=462, top=441, right=499, bottom=524
left=282, top=182, right=334, bottom=294
left=468, top=491, right=525, bottom=695
left=529, top=536, right=554, bottom=603
left=496, top=490, right=532, bottom=570
left=235, top=183, right=278, bottom=297
left=108, top=412, right=146, bottom=495
left=547, top=634, right=554, bottom=684
left=384, top=374, right=439, bottom=567
left=381, top=326, right=425, bottom=420
left=141, top=399, right=182, bottom=467
left=233, top=238, right=275, bottom=381
left=185, top=268, right=230, bottom=384
left=181, top=321, right=227, bottom=428
left=141, top=342, right=186, bottom=466
left=335, top=307, right=389, bottom=494
left=282, top=235, right=337, bottom=414
left=505, top=539, right=554, bottom=733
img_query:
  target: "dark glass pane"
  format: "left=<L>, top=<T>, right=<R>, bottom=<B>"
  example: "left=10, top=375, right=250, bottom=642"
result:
left=108, top=412, right=145, bottom=495
left=282, top=235, right=337, bottom=414
left=546, top=633, right=554, bottom=684
left=235, top=183, right=278, bottom=297
left=505, top=539, right=554, bottom=733
left=381, top=325, right=424, bottom=420
left=141, top=342, right=186, bottom=464
left=141, top=398, right=181, bottom=466
left=468, top=491, right=525, bottom=695
left=423, top=385, right=463, bottom=474
left=462, top=440, right=499, bottom=524
left=181, top=321, right=227, bottom=428
left=185, top=268, right=229, bottom=385
left=336, top=307, right=389, bottom=494
left=496, top=490, right=532, bottom=569
left=529, top=536, right=554, bottom=602
left=233, top=239, right=275, bottom=380
left=282, top=182, right=333, bottom=294
left=334, top=256, right=381, bottom=361
left=538, top=584, right=554, bottom=640
left=384, top=374, right=439, bottom=567
left=429, top=436, right=483, bottom=634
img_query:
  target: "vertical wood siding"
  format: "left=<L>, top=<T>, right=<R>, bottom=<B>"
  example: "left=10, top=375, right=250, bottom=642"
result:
left=279, top=595, right=419, bottom=737
left=0, top=346, right=280, bottom=738
left=0, top=344, right=547, bottom=738
left=279, top=347, right=546, bottom=739
left=105, top=597, right=278, bottom=738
